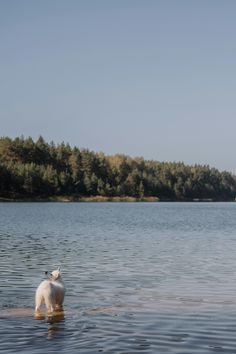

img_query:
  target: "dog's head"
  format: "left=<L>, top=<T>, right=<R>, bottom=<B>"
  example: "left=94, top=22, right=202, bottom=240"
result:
left=45, top=267, right=61, bottom=281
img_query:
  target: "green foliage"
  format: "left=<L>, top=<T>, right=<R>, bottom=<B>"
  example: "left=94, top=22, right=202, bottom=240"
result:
left=0, top=136, right=236, bottom=201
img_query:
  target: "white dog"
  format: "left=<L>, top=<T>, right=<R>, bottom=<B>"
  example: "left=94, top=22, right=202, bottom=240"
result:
left=35, top=267, right=66, bottom=314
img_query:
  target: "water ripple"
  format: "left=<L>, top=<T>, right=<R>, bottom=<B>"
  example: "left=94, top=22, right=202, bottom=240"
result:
left=1, top=203, right=236, bottom=353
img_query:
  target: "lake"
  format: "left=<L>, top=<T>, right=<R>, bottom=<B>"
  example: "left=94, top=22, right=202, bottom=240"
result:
left=1, top=202, right=236, bottom=353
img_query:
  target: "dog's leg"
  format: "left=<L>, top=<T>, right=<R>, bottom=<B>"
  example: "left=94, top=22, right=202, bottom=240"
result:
left=45, top=295, right=56, bottom=314
left=35, top=305, right=40, bottom=313
left=55, top=304, right=63, bottom=311
left=35, top=293, right=43, bottom=313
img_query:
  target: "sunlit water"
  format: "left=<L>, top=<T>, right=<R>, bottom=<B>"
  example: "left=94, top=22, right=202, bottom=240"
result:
left=1, top=202, right=236, bottom=353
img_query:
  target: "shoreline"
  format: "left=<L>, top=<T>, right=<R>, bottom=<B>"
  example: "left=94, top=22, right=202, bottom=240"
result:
left=0, top=196, right=160, bottom=203
left=0, top=196, right=234, bottom=203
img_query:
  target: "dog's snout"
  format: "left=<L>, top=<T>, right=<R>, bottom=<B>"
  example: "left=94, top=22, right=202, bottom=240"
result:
left=45, top=271, right=48, bottom=275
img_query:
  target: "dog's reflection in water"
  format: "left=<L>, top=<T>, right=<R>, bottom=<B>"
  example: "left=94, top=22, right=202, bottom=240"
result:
left=47, top=311, right=65, bottom=340
left=35, top=309, right=65, bottom=340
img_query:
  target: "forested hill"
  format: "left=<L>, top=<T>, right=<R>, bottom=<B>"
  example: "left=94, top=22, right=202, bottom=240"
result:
left=0, top=136, right=235, bottom=201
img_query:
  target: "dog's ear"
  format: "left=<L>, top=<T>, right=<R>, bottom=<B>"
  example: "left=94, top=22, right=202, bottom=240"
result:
left=57, top=266, right=61, bottom=272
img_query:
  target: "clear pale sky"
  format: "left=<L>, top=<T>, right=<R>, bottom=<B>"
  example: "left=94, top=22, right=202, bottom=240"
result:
left=1, top=1, right=236, bottom=172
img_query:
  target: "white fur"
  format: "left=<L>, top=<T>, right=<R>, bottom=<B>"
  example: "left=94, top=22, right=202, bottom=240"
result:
left=35, top=267, right=66, bottom=314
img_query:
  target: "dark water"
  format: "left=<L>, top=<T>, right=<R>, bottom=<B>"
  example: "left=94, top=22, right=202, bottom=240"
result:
left=1, top=202, right=236, bottom=353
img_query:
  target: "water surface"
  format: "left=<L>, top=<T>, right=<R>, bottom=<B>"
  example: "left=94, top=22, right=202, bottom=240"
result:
left=1, top=202, right=236, bottom=353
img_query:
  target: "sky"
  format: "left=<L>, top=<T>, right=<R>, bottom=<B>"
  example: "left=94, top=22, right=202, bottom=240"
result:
left=1, top=0, right=236, bottom=172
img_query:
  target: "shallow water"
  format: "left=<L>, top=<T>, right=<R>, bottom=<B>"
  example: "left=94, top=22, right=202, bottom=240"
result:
left=1, top=202, right=236, bottom=353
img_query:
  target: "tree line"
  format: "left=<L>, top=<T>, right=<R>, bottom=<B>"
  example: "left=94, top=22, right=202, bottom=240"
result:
left=0, top=136, right=235, bottom=201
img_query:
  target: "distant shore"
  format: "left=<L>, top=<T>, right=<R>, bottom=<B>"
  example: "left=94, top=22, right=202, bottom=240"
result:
left=0, top=196, right=160, bottom=203
left=0, top=196, right=234, bottom=202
